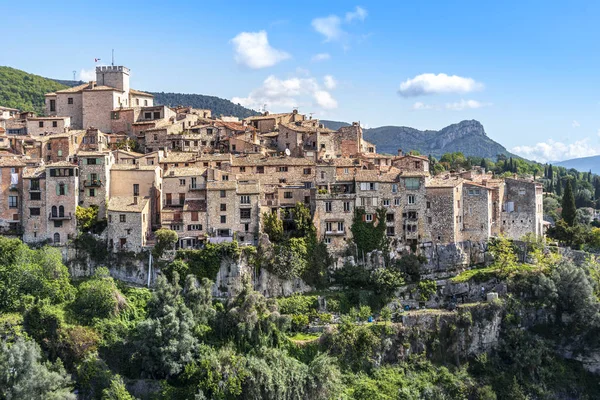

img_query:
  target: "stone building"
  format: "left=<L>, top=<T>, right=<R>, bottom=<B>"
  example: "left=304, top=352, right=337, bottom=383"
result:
left=499, top=178, right=544, bottom=238
left=107, top=196, right=151, bottom=252
left=0, top=157, right=25, bottom=235
left=109, top=165, right=162, bottom=227
left=77, top=151, right=114, bottom=217
left=21, top=165, right=46, bottom=243
left=26, top=116, right=71, bottom=136
left=44, top=161, right=79, bottom=245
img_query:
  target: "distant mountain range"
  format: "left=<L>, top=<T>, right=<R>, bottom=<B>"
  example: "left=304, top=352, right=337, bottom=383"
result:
left=322, top=119, right=512, bottom=159
left=554, top=155, right=600, bottom=174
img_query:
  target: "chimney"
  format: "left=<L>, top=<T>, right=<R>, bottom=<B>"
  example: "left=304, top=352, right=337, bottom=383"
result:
left=163, top=146, right=168, bottom=156
left=397, top=149, right=403, bottom=157
left=133, top=196, right=138, bottom=205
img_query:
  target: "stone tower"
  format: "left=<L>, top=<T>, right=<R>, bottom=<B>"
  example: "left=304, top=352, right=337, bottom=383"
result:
left=95, top=65, right=130, bottom=93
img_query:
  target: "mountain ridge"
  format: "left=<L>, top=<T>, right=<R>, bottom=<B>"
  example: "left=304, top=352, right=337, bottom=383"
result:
left=554, top=155, right=600, bottom=174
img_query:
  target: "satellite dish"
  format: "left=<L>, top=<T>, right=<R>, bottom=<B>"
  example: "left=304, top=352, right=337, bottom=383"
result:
left=285, top=148, right=291, bottom=156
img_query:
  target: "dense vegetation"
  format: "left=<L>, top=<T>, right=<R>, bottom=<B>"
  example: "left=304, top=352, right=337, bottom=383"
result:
left=0, top=66, right=68, bottom=115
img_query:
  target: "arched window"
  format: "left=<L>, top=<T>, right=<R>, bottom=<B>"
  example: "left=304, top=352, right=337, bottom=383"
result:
left=53, top=233, right=60, bottom=244
left=59, top=205, right=64, bottom=217
left=51, top=206, right=57, bottom=217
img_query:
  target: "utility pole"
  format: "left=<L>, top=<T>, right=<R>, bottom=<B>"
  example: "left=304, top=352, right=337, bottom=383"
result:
left=72, top=70, right=76, bottom=81
left=112, top=49, right=114, bottom=66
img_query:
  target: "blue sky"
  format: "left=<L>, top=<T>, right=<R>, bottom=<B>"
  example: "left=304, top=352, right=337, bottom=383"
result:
left=2, top=0, right=600, bottom=162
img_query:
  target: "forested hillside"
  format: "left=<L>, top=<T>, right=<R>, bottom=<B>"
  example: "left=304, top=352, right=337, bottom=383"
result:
left=0, top=66, right=67, bottom=115
left=150, top=92, right=259, bottom=119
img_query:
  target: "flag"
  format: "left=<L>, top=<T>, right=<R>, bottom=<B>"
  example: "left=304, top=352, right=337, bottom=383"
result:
left=94, top=58, right=101, bottom=62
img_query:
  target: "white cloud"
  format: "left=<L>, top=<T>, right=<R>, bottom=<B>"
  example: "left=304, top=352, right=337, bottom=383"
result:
left=512, top=138, right=600, bottom=163
left=313, top=90, right=338, bottom=109
left=345, top=6, right=367, bottom=22
left=411, top=102, right=436, bottom=111
left=324, top=75, right=337, bottom=89
left=232, top=74, right=338, bottom=111
left=79, top=69, right=95, bottom=81
left=312, top=6, right=367, bottom=42
left=445, top=99, right=491, bottom=110
left=311, top=53, right=331, bottom=62
left=398, top=73, right=484, bottom=97
left=312, top=15, right=343, bottom=42
left=231, top=30, right=290, bottom=69
left=572, top=120, right=580, bottom=128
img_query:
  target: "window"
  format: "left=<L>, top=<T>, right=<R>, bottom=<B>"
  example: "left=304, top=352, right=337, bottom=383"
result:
left=38, top=121, right=44, bottom=128
left=394, top=198, right=400, bottom=206
left=344, top=168, right=349, bottom=174
left=144, top=112, right=152, bottom=119
left=321, top=171, right=325, bottom=179
left=30, top=208, right=40, bottom=216
left=303, top=168, right=312, bottom=175
left=222, top=175, right=229, bottom=181
left=30, top=179, right=40, bottom=190
left=154, top=112, right=160, bottom=119
left=405, top=178, right=420, bottom=190
left=325, top=201, right=332, bottom=212
left=52, top=121, right=58, bottom=128
left=408, top=195, right=415, bottom=204
left=324, top=237, right=331, bottom=244
left=278, top=166, right=288, bottom=172
left=57, top=150, right=62, bottom=157
left=240, top=208, right=251, bottom=219
left=360, top=182, right=377, bottom=191
left=220, top=190, right=226, bottom=198
left=120, top=214, right=126, bottom=222
left=426, top=201, right=431, bottom=209
left=87, top=158, right=97, bottom=165
left=89, top=188, right=95, bottom=197
left=257, top=166, right=265, bottom=174
left=365, top=214, right=373, bottom=222
left=220, top=215, right=226, bottom=223
left=303, top=182, right=312, bottom=189
left=188, top=224, right=202, bottom=231
left=133, top=184, right=139, bottom=196
left=144, top=100, right=148, bottom=106
left=518, top=189, right=526, bottom=195
left=54, top=220, right=62, bottom=228
left=30, top=192, right=41, bottom=201
left=240, top=195, right=250, bottom=204
left=179, top=193, right=185, bottom=205
left=220, top=203, right=227, bottom=211
left=386, top=226, right=395, bottom=236
left=386, top=213, right=394, bottom=222
left=179, top=179, right=186, bottom=186
left=326, top=222, right=333, bottom=232
left=392, top=184, right=398, bottom=193
left=338, top=222, right=344, bottom=232
left=383, top=199, right=390, bottom=207
left=428, top=217, right=432, bottom=224
left=50, top=99, right=56, bottom=112
left=245, top=223, right=249, bottom=232
left=284, top=192, right=293, bottom=199
left=343, top=201, right=351, bottom=212
left=53, top=233, right=60, bottom=244
left=58, top=184, right=66, bottom=196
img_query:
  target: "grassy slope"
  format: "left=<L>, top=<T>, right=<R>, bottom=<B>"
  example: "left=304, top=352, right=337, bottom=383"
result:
left=0, top=66, right=67, bottom=115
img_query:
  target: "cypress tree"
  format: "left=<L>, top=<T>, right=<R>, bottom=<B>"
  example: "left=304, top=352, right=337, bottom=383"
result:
left=549, top=164, right=554, bottom=181
left=561, top=179, right=577, bottom=226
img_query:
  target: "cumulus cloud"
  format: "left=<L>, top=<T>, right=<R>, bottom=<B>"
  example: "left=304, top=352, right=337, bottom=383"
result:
left=512, top=138, right=600, bottom=163
left=79, top=69, right=95, bottom=81
left=231, top=30, right=290, bottom=69
left=445, top=99, right=491, bottom=110
left=398, top=73, right=484, bottom=97
left=572, top=120, right=580, bottom=128
left=324, top=75, right=337, bottom=89
left=345, top=6, right=367, bottom=22
left=232, top=74, right=338, bottom=111
left=312, top=15, right=343, bottom=42
left=312, top=6, right=367, bottom=42
left=311, top=53, right=331, bottom=62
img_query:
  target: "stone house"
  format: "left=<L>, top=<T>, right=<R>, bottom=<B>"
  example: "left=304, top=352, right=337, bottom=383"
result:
left=107, top=196, right=151, bottom=253
left=44, top=161, right=79, bottom=245
left=0, top=157, right=26, bottom=235
left=499, top=178, right=544, bottom=239
left=26, top=116, right=71, bottom=136
left=244, top=110, right=305, bottom=133
left=21, top=165, right=46, bottom=243
left=461, top=182, right=492, bottom=242
left=425, top=176, right=464, bottom=244
left=77, top=150, right=114, bottom=218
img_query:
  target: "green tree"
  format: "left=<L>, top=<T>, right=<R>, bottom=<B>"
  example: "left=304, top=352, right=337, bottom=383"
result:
left=74, top=267, right=126, bottom=323
left=488, top=236, right=517, bottom=273
left=351, top=208, right=388, bottom=255
left=101, top=375, right=134, bottom=400
left=0, top=338, right=75, bottom=399
left=153, top=228, right=178, bottom=259
left=76, top=205, right=100, bottom=232
left=134, top=273, right=197, bottom=378
left=562, top=179, right=577, bottom=226
left=263, top=212, right=284, bottom=243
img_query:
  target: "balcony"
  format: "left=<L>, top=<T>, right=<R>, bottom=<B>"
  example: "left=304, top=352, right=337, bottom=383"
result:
left=261, top=199, right=279, bottom=207
left=325, top=229, right=346, bottom=236
left=29, top=186, right=41, bottom=192
left=9, top=185, right=18, bottom=191
left=83, top=179, right=102, bottom=187
left=189, top=183, right=207, bottom=191
left=49, top=212, right=72, bottom=220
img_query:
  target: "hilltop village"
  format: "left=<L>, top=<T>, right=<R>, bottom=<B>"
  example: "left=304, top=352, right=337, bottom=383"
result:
left=0, top=65, right=543, bottom=254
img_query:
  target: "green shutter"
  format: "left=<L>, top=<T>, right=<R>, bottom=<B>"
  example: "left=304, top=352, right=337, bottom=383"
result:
left=56, top=185, right=60, bottom=195
left=65, top=183, right=68, bottom=194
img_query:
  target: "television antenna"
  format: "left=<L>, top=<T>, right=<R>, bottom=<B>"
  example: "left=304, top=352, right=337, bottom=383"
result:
left=72, top=71, right=76, bottom=81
